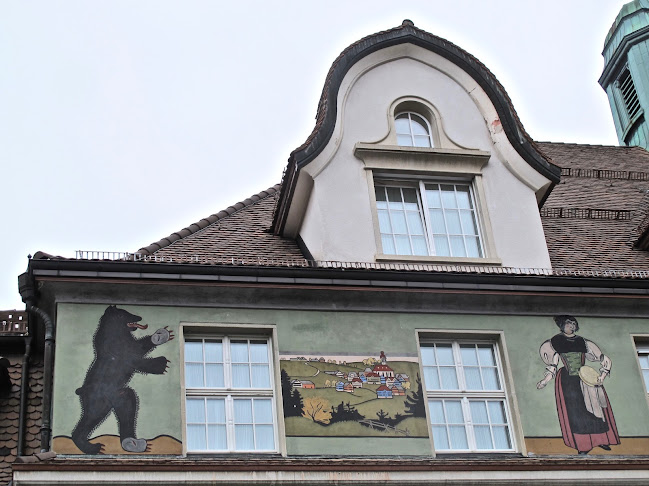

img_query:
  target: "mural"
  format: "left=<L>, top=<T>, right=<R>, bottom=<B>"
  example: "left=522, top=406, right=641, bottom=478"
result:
left=280, top=351, right=428, bottom=438
left=60, top=306, right=178, bottom=454
left=536, top=315, right=620, bottom=454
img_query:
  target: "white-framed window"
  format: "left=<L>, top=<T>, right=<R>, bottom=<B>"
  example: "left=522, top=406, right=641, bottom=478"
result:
left=375, top=181, right=483, bottom=258
left=184, top=336, right=277, bottom=452
left=637, top=344, right=649, bottom=394
left=420, top=341, right=514, bottom=452
left=395, top=112, right=433, bottom=148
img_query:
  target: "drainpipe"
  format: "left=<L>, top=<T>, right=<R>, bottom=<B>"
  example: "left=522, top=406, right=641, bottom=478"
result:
left=18, top=271, right=55, bottom=452
left=17, top=335, right=32, bottom=456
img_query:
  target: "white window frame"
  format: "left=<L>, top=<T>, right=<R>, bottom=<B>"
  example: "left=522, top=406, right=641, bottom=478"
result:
left=395, top=111, right=434, bottom=148
left=420, top=339, right=515, bottom=453
left=637, top=344, right=649, bottom=395
left=374, top=178, right=485, bottom=259
left=184, top=335, right=279, bottom=454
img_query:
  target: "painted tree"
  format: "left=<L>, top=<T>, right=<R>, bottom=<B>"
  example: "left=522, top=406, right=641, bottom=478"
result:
left=280, top=369, right=303, bottom=417
left=403, top=373, right=426, bottom=417
left=302, top=397, right=332, bottom=424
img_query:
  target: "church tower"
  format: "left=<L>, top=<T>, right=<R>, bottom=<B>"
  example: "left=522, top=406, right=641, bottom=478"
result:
left=600, top=0, right=649, bottom=148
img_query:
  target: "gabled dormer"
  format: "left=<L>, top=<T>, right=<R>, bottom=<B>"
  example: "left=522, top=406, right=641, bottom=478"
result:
left=272, top=20, right=561, bottom=268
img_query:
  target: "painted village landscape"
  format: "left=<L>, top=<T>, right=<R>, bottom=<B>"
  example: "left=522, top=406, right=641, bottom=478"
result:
left=280, top=352, right=429, bottom=438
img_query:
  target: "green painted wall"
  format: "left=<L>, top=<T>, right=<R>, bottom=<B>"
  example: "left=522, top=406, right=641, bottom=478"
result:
left=52, top=303, right=649, bottom=455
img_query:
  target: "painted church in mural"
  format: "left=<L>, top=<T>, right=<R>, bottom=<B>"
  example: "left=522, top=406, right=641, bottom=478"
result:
left=10, top=2, right=649, bottom=484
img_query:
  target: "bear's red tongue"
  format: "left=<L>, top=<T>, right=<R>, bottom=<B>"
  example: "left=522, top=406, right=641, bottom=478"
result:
left=127, top=322, right=148, bottom=329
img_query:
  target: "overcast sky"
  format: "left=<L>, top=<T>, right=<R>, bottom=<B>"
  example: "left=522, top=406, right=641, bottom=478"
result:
left=0, top=1, right=632, bottom=309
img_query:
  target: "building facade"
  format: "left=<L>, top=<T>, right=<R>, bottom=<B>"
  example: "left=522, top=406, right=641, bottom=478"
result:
left=10, top=17, right=649, bottom=486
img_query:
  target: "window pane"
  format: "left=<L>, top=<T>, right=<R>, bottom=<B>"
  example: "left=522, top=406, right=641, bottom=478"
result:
left=395, top=235, right=412, bottom=255
left=235, top=425, right=255, bottom=450
left=391, top=211, right=408, bottom=234
left=232, top=364, right=251, bottom=388
left=440, top=186, right=457, bottom=208
left=488, top=401, right=507, bottom=424
left=206, top=398, right=225, bottom=423
left=254, top=399, right=274, bottom=423
left=186, top=398, right=206, bottom=422
left=187, top=424, right=206, bottom=450
left=429, top=209, right=446, bottom=233
left=421, top=346, right=436, bottom=365
left=205, top=341, right=223, bottom=362
left=460, top=345, right=478, bottom=365
left=234, top=399, right=254, bottom=423
left=429, top=400, right=445, bottom=422
left=205, top=364, right=224, bottom=387
left=460, top=210, right=478, bottom=235
left=470, top=401, right=489, bottom=423
left=482, top=368, right=500, bottom=390
left=207, top=425, right=227, bottom=450
left=424, top=367, right=440, bottom=390
left=397, top=134, right=413, bottom=146
left=402, top=188, right=419, bottom=208
left=474, top=425, right=493, bottom=449
left=414, top=135, right=431, bottom=147
left=638, top=355, right=649, bottom=368
left=445, top=401, right=464, bottom=423
left=185, top=363, right=204, bottom=388
left=251, top=364, right=271, bottom=388
left=464, top=367, right=483, bottom=390
left=478, top=346, right=496, bottom=366
left=455, top=186, right=471, bottom=209
left=412, top=235, right=428, bottom=255
left=378, top=210, right=392, bottom=232
left=449, top=425, right=469, bottom=449
left=426, top=186, right=442, bottom=208
left=407, top=212, right=425, bottom=235
left=410, top=115, right=429, bottom=135
left=231, top=341, right=249, bottom=363
left=250, top=341, right=269, bottom=363
left=492, top=426, right=511, bottom=449
left=465, top=236, right=481, bottom=258
left=375, top=187, right=387, bottom=208
left=386, top=187, right=403, bottom=206
left=450, top=236, right=466, bottom=257
left=440, top=367, right=459, bottom=389
left=255, top=424, right=275, bottom=450
left=644, top=370, right=649, bottom=392
left=395, top=116, right=410, bottom=134
left=381, top=235, right=396, bottom=254
left=434, top=235, right=450, bottom=256
left=436, top=345, right=455, bottom=365
left=445, top=210, right=462, bottom=234
left=432, top=426, right=450, bottom=449
left=185, top=341, right=203, bottom=362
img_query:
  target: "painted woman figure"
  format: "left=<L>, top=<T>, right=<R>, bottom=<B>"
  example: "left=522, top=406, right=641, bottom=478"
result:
left=536, top=315, right=620, bottom=454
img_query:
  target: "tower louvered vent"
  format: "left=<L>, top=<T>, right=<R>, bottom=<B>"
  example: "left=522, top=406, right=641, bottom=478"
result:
left=619, top=68, right=641, bottom=120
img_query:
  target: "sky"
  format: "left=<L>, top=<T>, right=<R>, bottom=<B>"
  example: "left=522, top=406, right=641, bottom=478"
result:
left=0, top=1, right=632, bottom=309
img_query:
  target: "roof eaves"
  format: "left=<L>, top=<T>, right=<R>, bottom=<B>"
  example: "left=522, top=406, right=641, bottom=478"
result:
left=272, top=20, right=560, bottom=234
left=136, top=185, right=281, bottom=256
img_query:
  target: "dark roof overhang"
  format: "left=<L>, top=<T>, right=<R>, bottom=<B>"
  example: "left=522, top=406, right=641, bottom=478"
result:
left=272, top=20, right=561, bottom=235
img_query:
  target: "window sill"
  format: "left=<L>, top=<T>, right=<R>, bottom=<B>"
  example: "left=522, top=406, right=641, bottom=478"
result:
left=376, top=254, right=502, bottom=266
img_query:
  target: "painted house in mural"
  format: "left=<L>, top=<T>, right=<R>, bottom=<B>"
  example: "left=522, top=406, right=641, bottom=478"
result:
left=9, top=6, right=649, bottom=485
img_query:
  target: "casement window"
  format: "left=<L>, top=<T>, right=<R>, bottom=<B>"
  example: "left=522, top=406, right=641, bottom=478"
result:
left=637, top=345, right=649, bottom=395
left=395, top=112, right=433, bottom=148
left=184, top=336, right=277, bottom=452
left=375, top=181, right=483, bottom=258
left=420, top=341, right=514, bottom=452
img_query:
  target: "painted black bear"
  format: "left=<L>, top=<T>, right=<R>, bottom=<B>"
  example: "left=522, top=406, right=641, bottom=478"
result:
left=71, top=306, right=173, bottom=454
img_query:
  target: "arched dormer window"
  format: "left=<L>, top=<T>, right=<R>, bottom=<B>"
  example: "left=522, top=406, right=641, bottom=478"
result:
left=395, top=112, right=433, bottom=148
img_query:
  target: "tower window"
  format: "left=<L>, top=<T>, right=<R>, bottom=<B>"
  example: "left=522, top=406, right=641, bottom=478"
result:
left=395, top=112, right=433, bottom=148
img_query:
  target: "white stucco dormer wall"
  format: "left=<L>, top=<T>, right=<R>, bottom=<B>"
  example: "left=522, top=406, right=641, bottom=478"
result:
left=297, top=43, right=552, bottom=269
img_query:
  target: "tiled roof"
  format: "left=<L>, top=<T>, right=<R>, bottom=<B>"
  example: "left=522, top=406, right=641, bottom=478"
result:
left=139, top=186, right=307, bottom=265
left=538, top=142, right=649, bottom=270
left=0, top=354, right=43, bottom=485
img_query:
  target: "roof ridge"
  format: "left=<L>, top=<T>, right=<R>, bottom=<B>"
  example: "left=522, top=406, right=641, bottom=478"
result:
left=136, top=184, right=282, bottom=255
left=537, top=141, right=646, bottom=150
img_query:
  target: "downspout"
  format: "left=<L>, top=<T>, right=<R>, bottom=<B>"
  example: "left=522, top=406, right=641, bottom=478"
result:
left=16, top=335, right=32, bottom=456
left=18, top=271, right=55, bottom=452
left=28, top=305, right=54, bottom=453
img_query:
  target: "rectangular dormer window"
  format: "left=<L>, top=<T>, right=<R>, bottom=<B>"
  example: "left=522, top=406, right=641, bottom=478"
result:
left=375, top=181, right=483, bottom=258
